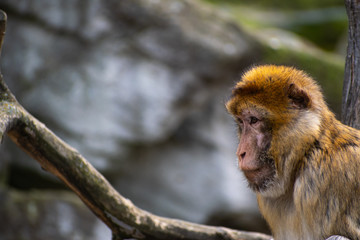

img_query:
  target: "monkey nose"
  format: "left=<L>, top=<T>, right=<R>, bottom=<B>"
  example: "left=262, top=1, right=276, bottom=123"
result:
left=240, top=152, right=246, bottom=159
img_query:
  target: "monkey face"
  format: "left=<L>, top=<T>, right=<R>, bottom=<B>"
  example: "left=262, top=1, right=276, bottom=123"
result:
left=235, top=108, right=276, bottom=192
left=226, top=65, right=326, bottom=197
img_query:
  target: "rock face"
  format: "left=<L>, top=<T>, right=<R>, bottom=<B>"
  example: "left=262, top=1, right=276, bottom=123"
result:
left=0, top=0, right=263, bottom=238
left=0, top=189, right=111, bottom=240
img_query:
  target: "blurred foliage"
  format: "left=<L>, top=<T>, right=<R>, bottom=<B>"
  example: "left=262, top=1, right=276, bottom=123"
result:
left=203, top=0, right=347, bottom=51
left=288, top=17, right=346, bottom=51
left=204, top=0, right=343, bottom=10
left=202, top=0, right=345, bottom=115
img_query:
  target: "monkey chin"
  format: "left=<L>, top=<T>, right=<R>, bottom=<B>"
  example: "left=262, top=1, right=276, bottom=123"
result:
left=245, top=166, right=276, bottom=193
left=243, top=154, right=276, bottom=194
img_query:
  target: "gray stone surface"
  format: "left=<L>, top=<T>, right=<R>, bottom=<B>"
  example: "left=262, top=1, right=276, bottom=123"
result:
left=0, top=0, right=263, bottom=238
left=0, top=189, right=111, bottom=240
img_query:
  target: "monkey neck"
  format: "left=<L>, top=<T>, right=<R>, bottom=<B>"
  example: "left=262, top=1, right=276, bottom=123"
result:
left=263, top=110, right=357, bottom=200
left=257, top=186, right=297, bottom=237
left=260, top=109, right=337, bottom=200
left=261, top=115, right=360, bottom=238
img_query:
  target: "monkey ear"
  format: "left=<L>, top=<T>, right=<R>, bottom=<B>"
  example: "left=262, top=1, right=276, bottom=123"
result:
left=287, top=83, right=311, bottom=109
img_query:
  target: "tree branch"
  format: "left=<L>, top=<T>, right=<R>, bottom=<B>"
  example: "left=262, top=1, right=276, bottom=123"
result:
left=0, top=9, right=271, bottom=240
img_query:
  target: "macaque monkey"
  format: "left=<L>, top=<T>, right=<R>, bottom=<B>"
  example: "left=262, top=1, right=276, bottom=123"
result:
left=226, top=65, right=360, bottom=240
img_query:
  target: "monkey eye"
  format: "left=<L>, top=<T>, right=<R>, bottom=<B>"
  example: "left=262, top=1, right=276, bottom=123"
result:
left=237, top=118, right=244, bottom=124
left=249, top=116, right=259, bottom=125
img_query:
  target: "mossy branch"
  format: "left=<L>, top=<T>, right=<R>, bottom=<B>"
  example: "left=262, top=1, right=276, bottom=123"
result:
left=0, top=10, right=271, bottom=240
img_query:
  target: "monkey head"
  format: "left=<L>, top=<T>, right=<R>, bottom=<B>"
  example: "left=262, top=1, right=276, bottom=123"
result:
left=226, top=65, right=327, bottom=197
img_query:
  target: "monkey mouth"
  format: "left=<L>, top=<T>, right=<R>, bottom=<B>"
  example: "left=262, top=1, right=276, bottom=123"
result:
left=243, top=168, right=268, bottom=183
left=242, top=168, right=261, bottom=181
left=243, top=165, right=275, bottom=192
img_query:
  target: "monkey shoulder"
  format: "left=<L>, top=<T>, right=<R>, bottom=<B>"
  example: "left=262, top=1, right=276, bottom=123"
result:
left=297, top=142, right=360, bottom=198
left=293, top=134, right=360, bottom=238
left=303, top=123, right=360, bottom=182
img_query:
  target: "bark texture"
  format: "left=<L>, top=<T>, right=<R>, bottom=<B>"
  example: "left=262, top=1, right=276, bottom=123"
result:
left=342, top=0, right=360, bottom=127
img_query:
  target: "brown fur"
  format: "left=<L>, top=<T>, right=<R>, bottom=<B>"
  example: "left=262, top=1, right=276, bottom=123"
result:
left=226, top=65, right=360, bottom=240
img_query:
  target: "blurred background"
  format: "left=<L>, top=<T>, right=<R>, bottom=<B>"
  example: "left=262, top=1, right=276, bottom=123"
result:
left=0, top=0, right=346, bottom=239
